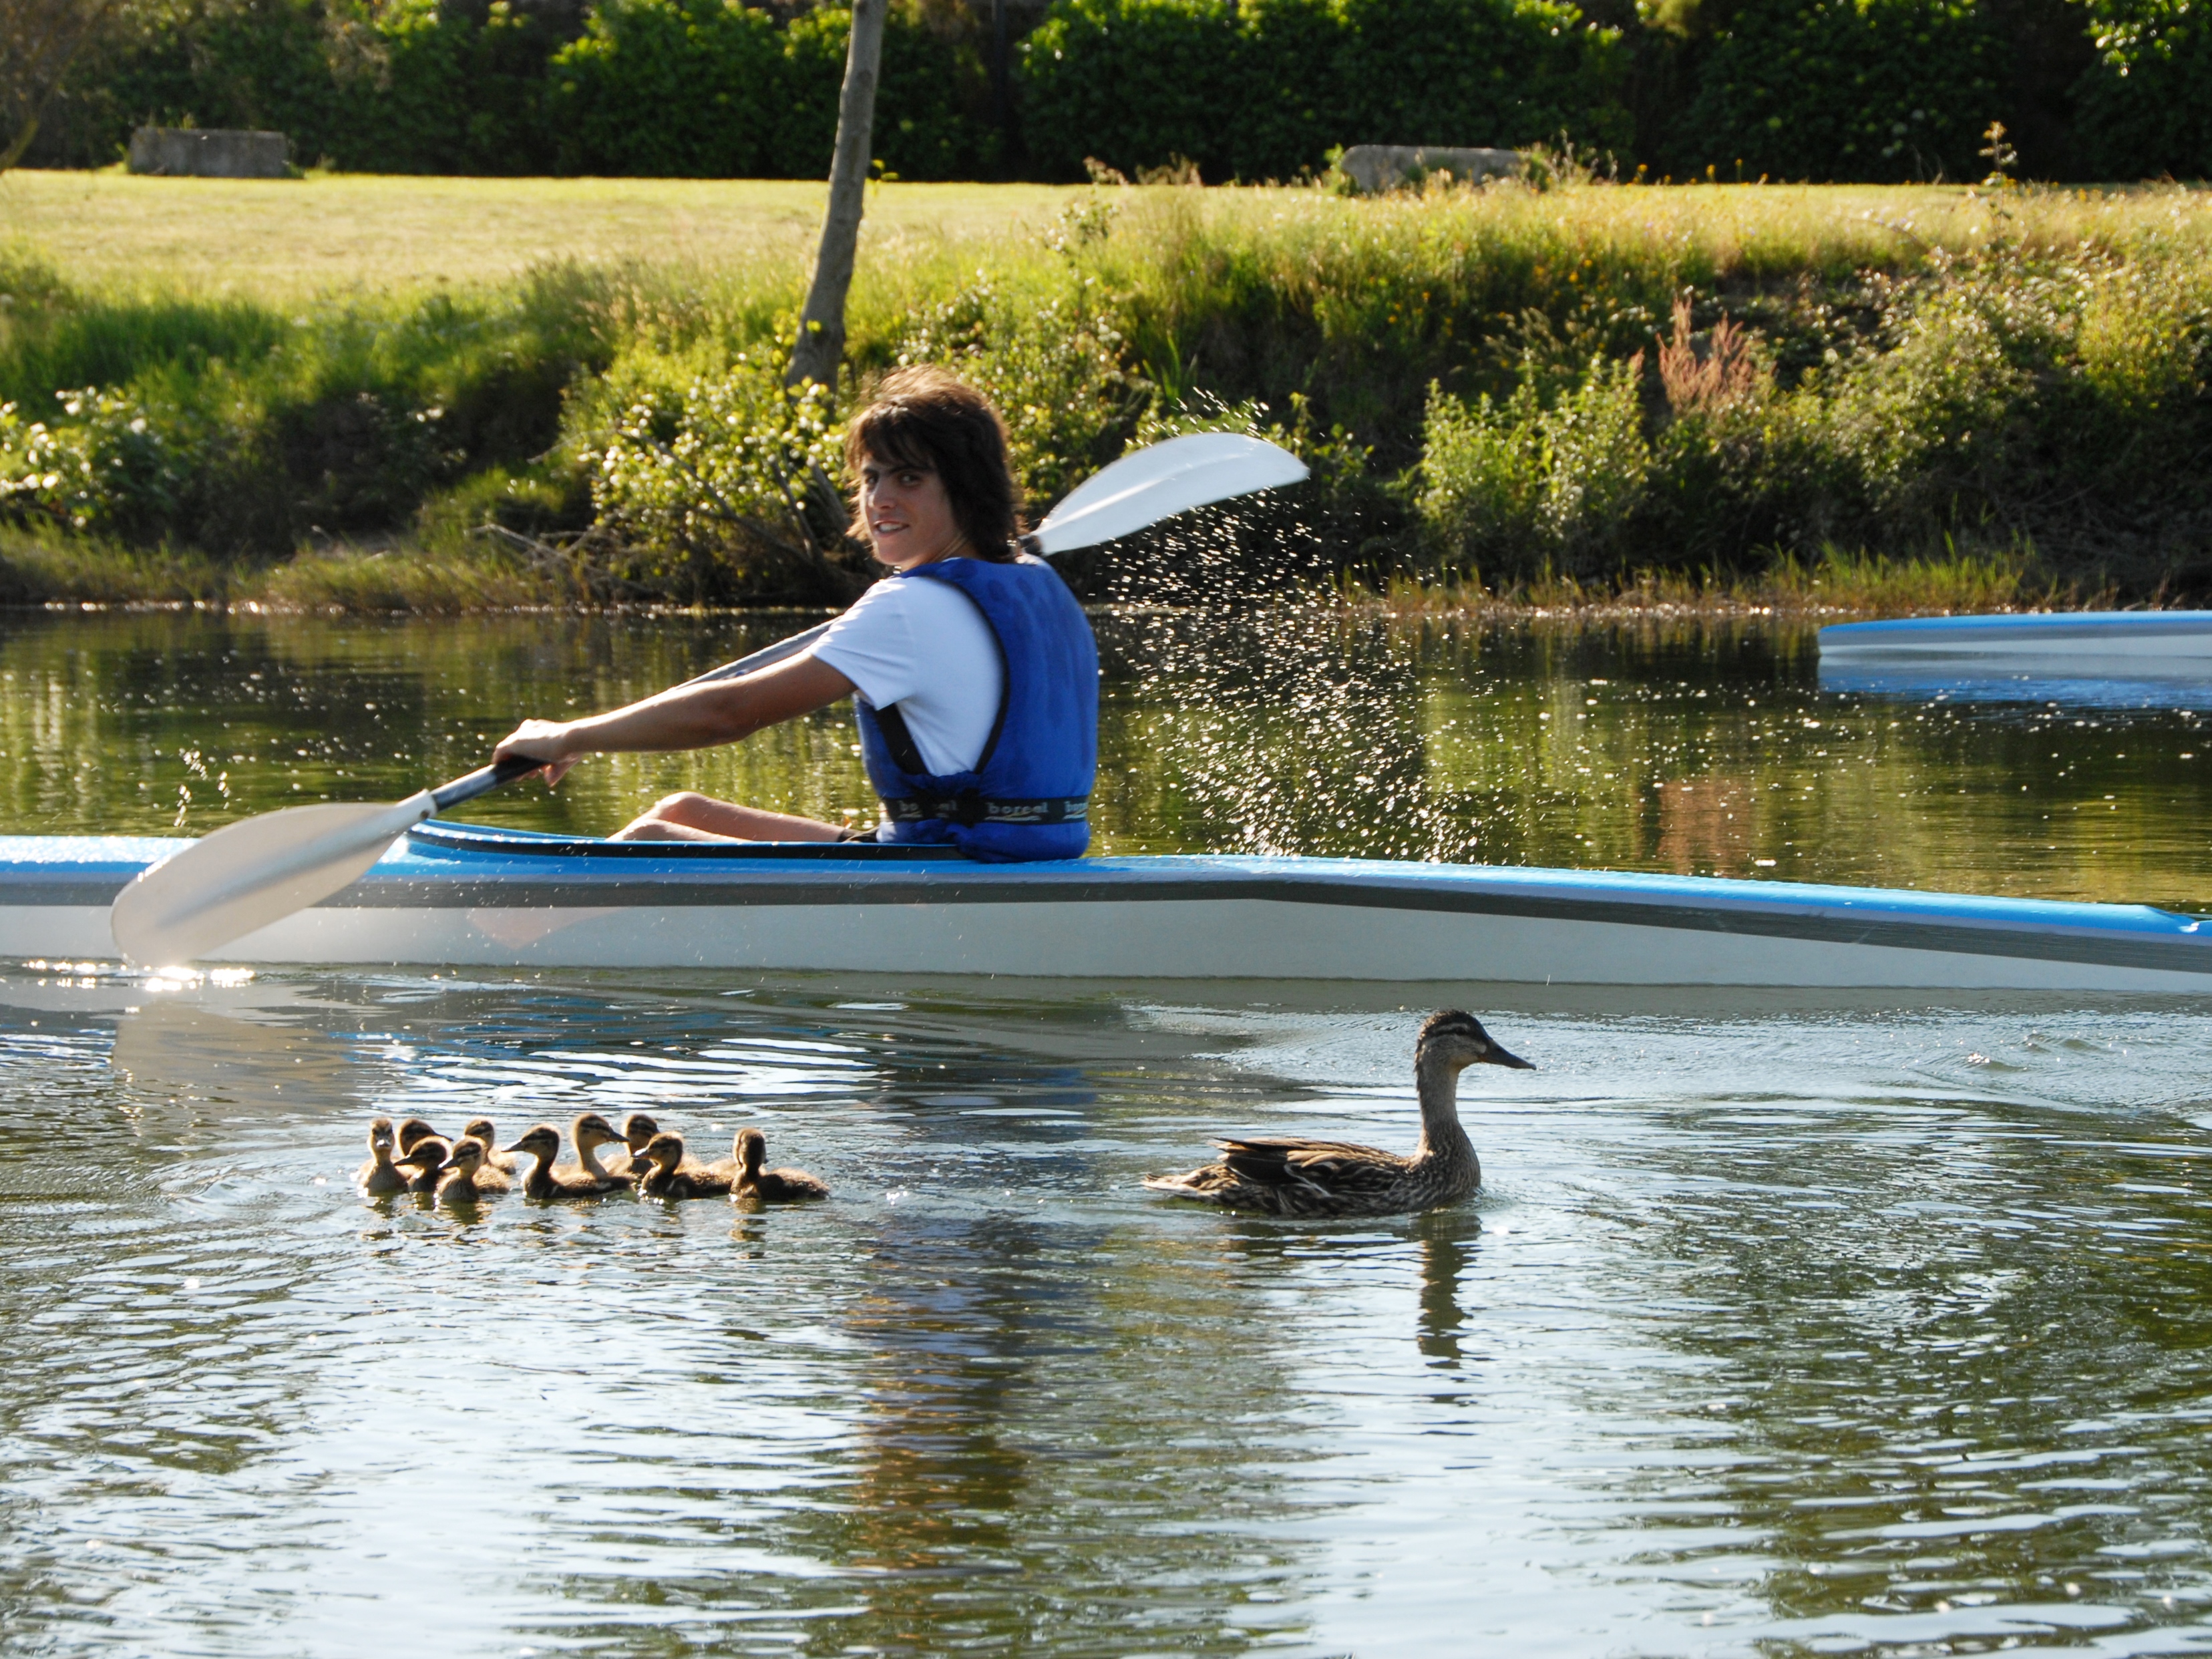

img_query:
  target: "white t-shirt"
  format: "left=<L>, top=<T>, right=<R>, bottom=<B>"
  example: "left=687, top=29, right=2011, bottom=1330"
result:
left=808, top=572, right=1004, bottom=775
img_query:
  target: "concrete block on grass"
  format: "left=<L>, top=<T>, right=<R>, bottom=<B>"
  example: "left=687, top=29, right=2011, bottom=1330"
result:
left=128, top=128, right=290, bottom=179
left=1337, top=145, right=1522, bottom=194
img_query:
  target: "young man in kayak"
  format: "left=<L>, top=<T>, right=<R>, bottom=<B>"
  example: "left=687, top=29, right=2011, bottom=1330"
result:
left=492, top=367, right=1097, bottom=862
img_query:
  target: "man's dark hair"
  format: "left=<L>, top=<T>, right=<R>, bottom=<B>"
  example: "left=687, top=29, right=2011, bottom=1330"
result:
left=846, top=366, right=1025, bottom=562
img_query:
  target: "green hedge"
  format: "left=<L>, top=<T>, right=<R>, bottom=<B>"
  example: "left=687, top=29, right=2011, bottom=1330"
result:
left=1019, top=0, right=1630, bottom=182
left=28, top=0, right=2212, bottom=182
left=2072, top=0, right=2212, bottom=181
left=547, top=0, right=994, bottom=179
left=1665, top=0, right=2002, bottom=184
left=37, top=0, right=996, bottom=180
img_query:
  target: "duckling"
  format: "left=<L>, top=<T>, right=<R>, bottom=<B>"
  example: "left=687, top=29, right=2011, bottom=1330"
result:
left=730, top=1128, right=830, bottom=1204
left=452, top=1133, right=512, bottom=1195
left=502, top=1119, right=628, bottom=1199
left=397, top=1135, right=452, bottom=1195
left=462, top=1117, right=518, bottom=1175
left=1143, top=1010, right=1533, bottom=1219
left=568, top=1113, right=634, bottom=1187
left=619, top=1111, right=659, bottom=1167
left=635, top=1132, right=731, bottom=1200
left=434, top=1138, right=498, bottom=1205
left=394, top=1117, right=440, bottom=1158
left=355, top=1116, right=407, bottom=1196
left=622, top=1110, right=712, bottom=1179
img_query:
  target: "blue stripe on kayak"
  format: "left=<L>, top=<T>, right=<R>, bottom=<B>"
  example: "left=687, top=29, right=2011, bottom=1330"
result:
left=1821, top=612, right=2212, bottom=644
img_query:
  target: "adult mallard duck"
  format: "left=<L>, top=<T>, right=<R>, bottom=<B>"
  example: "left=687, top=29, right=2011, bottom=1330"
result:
left=634, top=1132, right=732, bottom=1200
left=355, top=1117, right=407, bottom=1196
left=729, top=1128, right=829, bottom=1204
left=1143, top=1010, right=1533, bottom=1219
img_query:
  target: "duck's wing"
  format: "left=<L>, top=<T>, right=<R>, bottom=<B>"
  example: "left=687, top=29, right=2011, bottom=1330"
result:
left=1214, top=1136, right=1399, bottom=1175
left=1210, top=1136, right=1411, bottom=1202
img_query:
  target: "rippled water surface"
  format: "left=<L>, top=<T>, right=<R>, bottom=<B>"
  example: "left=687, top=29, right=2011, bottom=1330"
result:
left=4, top=606, right=2212, bottom=1656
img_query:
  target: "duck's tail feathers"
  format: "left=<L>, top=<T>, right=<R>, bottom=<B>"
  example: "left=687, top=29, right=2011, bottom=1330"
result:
left=1143, top=1168, right=1231, bottom=1200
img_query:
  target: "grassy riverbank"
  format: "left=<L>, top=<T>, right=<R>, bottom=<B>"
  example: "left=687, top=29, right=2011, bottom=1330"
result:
left=5, top=174, right=2211, bottom=610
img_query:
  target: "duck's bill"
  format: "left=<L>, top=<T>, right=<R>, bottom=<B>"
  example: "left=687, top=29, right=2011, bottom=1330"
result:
left=1486, top=1047, right=1535, bottom=1069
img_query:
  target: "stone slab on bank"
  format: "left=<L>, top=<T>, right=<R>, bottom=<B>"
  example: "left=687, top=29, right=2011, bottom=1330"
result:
left=128, top=128, right=289, bottom=179
left=1337, top=145, right=1523, bottom=193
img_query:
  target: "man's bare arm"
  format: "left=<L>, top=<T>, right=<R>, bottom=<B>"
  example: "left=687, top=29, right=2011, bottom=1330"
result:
left=492, top=654, right=858, bottom=785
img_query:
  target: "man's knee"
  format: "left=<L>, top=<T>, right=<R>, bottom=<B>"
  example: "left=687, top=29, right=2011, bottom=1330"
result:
left=646, top=791, right=711, bottom=821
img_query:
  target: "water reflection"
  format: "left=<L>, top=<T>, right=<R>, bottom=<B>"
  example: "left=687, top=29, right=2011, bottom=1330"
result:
left=3, top=976, right=2212, bottom=1648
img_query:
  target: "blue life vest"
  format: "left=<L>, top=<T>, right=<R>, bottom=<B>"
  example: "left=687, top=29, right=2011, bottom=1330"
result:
left=853, top=554, right=1097, bottom=863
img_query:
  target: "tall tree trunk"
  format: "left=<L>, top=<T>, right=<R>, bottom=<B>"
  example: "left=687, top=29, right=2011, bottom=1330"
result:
left=786, top=0, right=886, bottom=394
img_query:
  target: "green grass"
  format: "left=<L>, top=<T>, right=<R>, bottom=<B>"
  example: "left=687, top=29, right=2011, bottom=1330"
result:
left=0, top=170, right=1088, bottom=297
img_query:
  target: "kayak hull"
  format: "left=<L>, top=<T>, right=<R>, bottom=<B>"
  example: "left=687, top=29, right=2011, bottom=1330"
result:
left=5, top=822, right=2209, bottom=989
left=1819, top=610, right=2212, bottom=661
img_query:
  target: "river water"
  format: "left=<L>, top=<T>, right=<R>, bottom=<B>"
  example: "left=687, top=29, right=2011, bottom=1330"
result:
left=4, top=605, right=2212, bottom=1656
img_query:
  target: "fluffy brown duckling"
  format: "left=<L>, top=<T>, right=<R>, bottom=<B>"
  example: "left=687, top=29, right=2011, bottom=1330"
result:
left=394, top=1117, right=441, bottom=1158
left=355, top=1116, right=408, bottom=1196
left=452, top=1133, right=512, bottom=1195
left=635, top=1132, right=732, bottom=1200
left=397, top=1135, right=452, bottom=1195
left=462, top=1117, right=518, bottom=1175
left=730, top=1129, right=830, bottom=1204
left=619, top=1111, right=659, bottom=1171
left=624, top=1111, right=717, bottom=1179
left=433, top=1138, right=500, bottom=1205
left=501, top=1119, right=629, bottom=1199
left=1143, top=1010, right=1533, bottom=1219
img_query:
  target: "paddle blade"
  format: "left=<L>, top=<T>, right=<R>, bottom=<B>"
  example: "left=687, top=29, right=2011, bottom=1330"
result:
left=1030, top=433, right=1308, bottom=556
left=111, top=793, right=433, bottom=968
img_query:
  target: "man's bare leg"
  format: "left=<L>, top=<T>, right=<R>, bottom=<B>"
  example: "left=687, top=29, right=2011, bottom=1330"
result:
left=610, top=791, right=848, bottom=843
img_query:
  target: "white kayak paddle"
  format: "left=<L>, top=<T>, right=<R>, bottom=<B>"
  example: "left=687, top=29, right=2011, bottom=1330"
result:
left=109, top=431, right=1307, bottom=968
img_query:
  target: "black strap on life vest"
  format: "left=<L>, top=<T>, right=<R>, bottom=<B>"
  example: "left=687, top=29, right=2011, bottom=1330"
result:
left=870, top=701, right=931, bottom=776
left=881, top=792, right=1090, bottom=827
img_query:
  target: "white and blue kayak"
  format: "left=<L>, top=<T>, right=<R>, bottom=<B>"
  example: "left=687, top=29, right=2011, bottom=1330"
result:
left=2, top=820, right=2208, bottom=990
left=1819, top=611, right=2212, bottom=661
left=1818, top=612, right=2212, bottom=707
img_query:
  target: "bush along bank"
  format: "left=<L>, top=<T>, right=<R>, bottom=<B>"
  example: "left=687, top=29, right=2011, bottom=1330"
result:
left=32, top=0, right=2212, bottom=184
left=3, top=184, right=2212, bottom=609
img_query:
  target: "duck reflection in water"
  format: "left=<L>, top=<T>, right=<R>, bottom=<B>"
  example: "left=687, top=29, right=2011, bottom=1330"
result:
left=1413, top=1215, right=1483, bottom=1371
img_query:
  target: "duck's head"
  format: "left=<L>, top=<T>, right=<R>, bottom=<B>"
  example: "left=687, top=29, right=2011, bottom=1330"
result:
left=394, top=1117, right=439, bottom=1155
left=399, top=1135, right=452, bottom=1175
left=639, top=1131, right=685, bottom=1174
left=503, top=1123, right=562, bottom=1164
left=573, top=1113, right=623, bottom=1153
left=622, top=1112, right=661, bottom=1153
left=463, top=1117, right=497, bottom=1149
left=442, top=1139, right=486, bottom=1181
left=1417, top=1010, right=1533, bottom=1071
left=734, top=1127, right=766, bottom=1174
left=367, top=1116, right=396, bottom=1156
